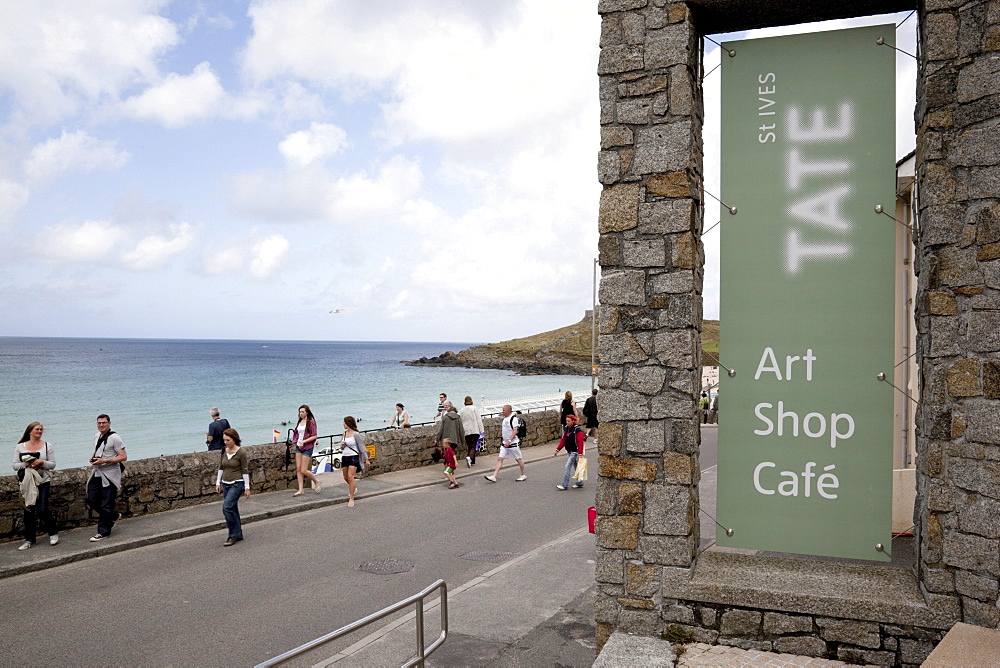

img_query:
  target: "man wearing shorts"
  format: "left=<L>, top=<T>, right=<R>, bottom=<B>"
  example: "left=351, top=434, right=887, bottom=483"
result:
left=484, top=405, right=527, bottom=482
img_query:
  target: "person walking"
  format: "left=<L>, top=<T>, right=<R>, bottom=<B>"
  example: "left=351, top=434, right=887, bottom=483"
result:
left=86, top=414, right=127, bottom=542
left=582, top=388, right=599, bottom=443
left=553, top=414, right=586, bottom=490
left=205, top=407, right=231, bottom=451
left=700, top=392, right=710, bottom=424
left=340, top=416, right=366, bottom=508
left=388, top=403, right=410, bottom=429
left=559, top=391, right=576, bottom=428
left=435, top=403, right=465, bottom=460
left=291, top=404, right=321, bottom=496
left=12, top=422, right=59, bottom=550
left=441, top=438, right=460, bottom=489
left=459, top=396, right=484, bottom=467
left=484, top=405, right=527, bottom=483
left=215, top=428, right=250, bottom=546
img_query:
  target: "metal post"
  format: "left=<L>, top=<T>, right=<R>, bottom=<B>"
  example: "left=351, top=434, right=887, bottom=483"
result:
left=591, top=257, right=598, bottom=391
left=415, top=600, right=426, bottom=667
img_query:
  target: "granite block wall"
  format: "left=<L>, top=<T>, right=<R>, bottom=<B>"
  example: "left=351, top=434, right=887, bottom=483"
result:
left=594, top=0, right=705, bottom=651
left=594, top=0, right=1000, bottom=662
left=913, top=0, right=1000, bottom=631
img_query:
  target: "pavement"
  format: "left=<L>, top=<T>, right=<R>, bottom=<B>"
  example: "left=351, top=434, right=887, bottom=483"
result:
left=2, top=440, right=599, bottom=668
left=1, top=441, right=590, bottom=584
left=0, top=432, right=869, bottom=667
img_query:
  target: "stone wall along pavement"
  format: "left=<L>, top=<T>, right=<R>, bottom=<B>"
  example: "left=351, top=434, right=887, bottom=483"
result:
left=0, top=410, right=561, bottom=543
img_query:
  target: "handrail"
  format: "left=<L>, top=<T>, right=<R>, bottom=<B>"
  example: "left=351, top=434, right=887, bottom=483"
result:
left=297, top=397, right=588, bottom=453
left=255, top=578, right=448, bottom=668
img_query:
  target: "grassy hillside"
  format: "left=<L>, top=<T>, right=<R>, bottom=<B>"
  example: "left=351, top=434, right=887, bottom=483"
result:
left=482, top=316, right=720, bottom=364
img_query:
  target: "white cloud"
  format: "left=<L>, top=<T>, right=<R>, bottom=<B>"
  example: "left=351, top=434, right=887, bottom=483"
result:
left=120, top=222, right=196, bottom=270
left=0, top=180, right=30, bottom=229
left=242, top=0, right=600, bottom=146
left=249, top=234, right=290, bottom=279
left=0, top=1, right=178, bottom=127
left=36, top=219, right=128, bottom=261
left=279, top=122, right=349, bottom=167
left=228, top=155, right=423, bottom=223
left=121, top=62, right=228, bottom=128
left=25, top=130, right=129, bottom=185
left=202, top=232, right=290, bottom=281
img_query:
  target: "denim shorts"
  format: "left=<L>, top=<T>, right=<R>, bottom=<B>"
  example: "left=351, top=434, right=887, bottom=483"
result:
left=295, top=445, right=313, bottom=456
left=342, top=454, right=361, bottom=469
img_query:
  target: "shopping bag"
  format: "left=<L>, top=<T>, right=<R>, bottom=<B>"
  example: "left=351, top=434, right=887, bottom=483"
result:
left=573, top=456, right=588, bottom=482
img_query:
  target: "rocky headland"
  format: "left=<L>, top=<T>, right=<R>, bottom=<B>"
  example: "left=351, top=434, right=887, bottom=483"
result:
left=407, top=313, right=720, bottom=376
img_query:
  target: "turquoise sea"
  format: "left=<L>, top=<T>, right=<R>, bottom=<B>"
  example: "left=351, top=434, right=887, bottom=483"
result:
left=1, top=338, right=589, bottom=467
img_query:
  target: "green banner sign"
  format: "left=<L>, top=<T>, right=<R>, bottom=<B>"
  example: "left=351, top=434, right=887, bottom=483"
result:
left=717, top=25, right=896, bottom=561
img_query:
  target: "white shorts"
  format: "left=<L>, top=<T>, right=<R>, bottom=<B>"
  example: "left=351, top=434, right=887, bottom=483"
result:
left=499, top=444, right=522, bottom=459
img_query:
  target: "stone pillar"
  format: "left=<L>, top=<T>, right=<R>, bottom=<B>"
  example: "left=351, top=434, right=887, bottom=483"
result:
left=594, top=0, right=704, bottom=647
left=914, top=0, right=1000, bottom=630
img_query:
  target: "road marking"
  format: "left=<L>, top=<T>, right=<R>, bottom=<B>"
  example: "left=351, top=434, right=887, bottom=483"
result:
left=317, top=527, right=588, bottom=666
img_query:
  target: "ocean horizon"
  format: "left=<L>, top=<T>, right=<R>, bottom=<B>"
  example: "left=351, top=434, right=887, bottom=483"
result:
left=1, top=336, right=589, bottom=468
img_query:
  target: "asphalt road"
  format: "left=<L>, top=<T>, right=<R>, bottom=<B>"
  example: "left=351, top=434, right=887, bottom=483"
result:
left=0, top=455, right=597, bottom=666
left=1, top=427, right=718, bottom=666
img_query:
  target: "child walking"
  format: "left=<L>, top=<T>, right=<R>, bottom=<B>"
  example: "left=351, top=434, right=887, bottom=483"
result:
left=442, top=438, right=460, bottom=489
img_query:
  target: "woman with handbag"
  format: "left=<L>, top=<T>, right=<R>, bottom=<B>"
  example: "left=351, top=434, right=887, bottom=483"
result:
left=214, top=428, right=250, bottom=546
left=11, top=422, right=59, bottom=550
left=553, top=414, right=586, bottom=490
left=340, top=416, right=366, bottom=508
left=459, top=396, right=485, bottom=467
left=291, top=404, right=322, bottom=497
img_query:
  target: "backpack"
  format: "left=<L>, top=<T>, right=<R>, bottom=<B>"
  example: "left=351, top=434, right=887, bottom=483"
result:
left=93, top=430, right=125, bottom=473
left=514, top=414, right=527, bottom=439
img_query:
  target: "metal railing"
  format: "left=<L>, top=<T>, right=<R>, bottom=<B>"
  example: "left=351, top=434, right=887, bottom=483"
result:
left=299, top=398, right=585, bottom=446
left=280, top=396, right=590, bottom=467
left=255, top=579, right=448, bottom=668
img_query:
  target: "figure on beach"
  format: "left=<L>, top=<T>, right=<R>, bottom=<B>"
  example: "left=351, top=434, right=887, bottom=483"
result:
left=441, top=438, right=460, bottom=489
left=484, top=405, right=527, bottom=483
left=554, top=414, right=585, bottom=490
left=339, top=416, right=365, bottom=507
left=12, top=422, right=59, bottom=550
left=86, top=414, right=127, bottom=542
left=389, top=403, right=410, bottom=429
left=215, top=428, right=250, bottom=546
left=459, top=396, right=484, bottom=467
left=582, top=388, right=599, bottom=443
left=291, top=404, right=321, bottom=497
left=205, top=407, right=231, bottom=451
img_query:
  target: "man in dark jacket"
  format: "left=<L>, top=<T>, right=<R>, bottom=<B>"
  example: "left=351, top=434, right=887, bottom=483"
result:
left=206, top=407, right=231, bottom=451
left=582, top=389, right=599, bottom=443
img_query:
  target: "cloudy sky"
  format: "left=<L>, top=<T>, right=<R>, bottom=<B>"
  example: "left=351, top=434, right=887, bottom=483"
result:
left=0, top=1, right=915, bottom=343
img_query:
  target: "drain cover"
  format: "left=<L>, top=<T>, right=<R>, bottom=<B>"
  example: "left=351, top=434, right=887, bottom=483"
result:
left=460, top=550, right=514, bottom=563
left=358, top=559, right=415, bottom=575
